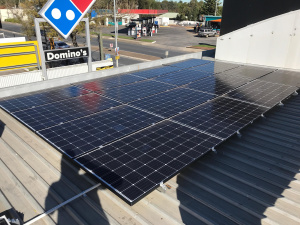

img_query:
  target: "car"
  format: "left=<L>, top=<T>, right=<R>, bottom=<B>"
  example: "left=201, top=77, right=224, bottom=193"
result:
left=198, top=28, right=217, bottom=37
left=54, top=41, right=70, bottom=49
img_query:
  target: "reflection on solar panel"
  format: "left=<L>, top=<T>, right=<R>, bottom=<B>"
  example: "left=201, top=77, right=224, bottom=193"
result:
left=154, top=69, right=212, bottom=86
left=98, top=80, right=175, bottom=103
left=13, top=93, right=121, bottom=131
left=258, top=70, right=300, bottom=87
left=189, top=61, right=240, bottom=74
left=224, top=65, right=275, bottom=79
left=0, top=86, right=90, bottom=113
left=226, top=80, right=298, bottom=107
left=74, top=74, right=146, bottom=92
left=186, top=74, right=251, bottom=95
left=76, top=120, right=221, bottom=205
left=129, top=66, right=181, bottom=79
left=38, top=105, right=162, bottom=158
left=129, top=88, right=215, bottom=117
left=166, top=58, right=211, bottom=69
left=171, top=97, right=266, bottom=139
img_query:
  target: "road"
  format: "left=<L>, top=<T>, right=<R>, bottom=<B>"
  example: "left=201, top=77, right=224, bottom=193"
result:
left=0, top=22, right=206, bottom=67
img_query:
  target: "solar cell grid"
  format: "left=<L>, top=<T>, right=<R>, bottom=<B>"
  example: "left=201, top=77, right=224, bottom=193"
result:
left=0, top=86, right=90, bottom=113
left=76, top=120, right=221, bottom=204
left=73, top=74, right=146, bottom=92
left=224, top=65, right=275, bottom=79
left=186, top=73, right=252, bottom=96
left=129, top=66, right=181, bottom=79
left=171, top=97, right=266, bottom=139
left=154, top=69, right=213, bottom=86
left=226, top=80, right=298, bottom=107
left=258, top=70, right=300, bottom=87
left=189, top=61, right=240, bottom=74
left=98, top=80, right=175, bottom=103
left=13, top=93, right=121, bottom=131
left=129, top=88, right=215, bottom=117
left=166, top=58, right=212, bottom=69
left=38, top=105, right=162, bottom=158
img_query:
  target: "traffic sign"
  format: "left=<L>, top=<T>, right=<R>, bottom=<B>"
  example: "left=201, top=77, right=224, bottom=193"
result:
left=110, top=43, right=113, bottom=48
left=39, top=0, right=96, bottom=39
left=115, top=55, right=120, bottom=60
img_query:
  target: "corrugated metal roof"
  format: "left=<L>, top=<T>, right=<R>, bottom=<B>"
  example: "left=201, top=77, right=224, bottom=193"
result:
left=0, top=88, right=299, bottom=224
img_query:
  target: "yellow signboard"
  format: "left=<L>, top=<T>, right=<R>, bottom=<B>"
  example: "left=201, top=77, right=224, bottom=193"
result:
left=0, top=41, right=41, bottom=71
left=115, top=55, right=120, bottom=60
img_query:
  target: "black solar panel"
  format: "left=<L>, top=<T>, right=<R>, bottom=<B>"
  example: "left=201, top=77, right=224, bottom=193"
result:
left=186, top=74, right=251, bottom=95
left=13, top=93, right=121, bottom=131
left=166, top=58, right=211, bottom=69
left=154, top=69, right=213, bottom=86
left=75, top=120, right=221, bottom=205
left=129, top=88, right=215, bottom=117
left=98, top=80, right=175, bottom=103
left=74, top=74, right=146, bottom=92
left=129, top=66, right=181, bottom=79
left=188, top=61, right=240, bottom=74
left=258, top=70, right=300, bottom=87
left=38, top=105, right=162, bottom=158
left=171, top=97, right=266, bottom=139
left=226, top=80, right=298, bottom=107
left=224, top=65, right=275, bottom=79
left=0, top=86, right=90, bottom=113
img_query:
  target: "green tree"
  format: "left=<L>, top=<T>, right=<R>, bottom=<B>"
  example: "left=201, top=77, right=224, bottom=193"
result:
left=203, top=0, right=220, bottom=15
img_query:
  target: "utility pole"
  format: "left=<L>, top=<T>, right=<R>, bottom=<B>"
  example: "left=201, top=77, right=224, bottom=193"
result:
left=215, top=0, right=218, bottom=16
left=98, top=29, right=104, bottom=60
left=113, top=0, right=118, bottom=67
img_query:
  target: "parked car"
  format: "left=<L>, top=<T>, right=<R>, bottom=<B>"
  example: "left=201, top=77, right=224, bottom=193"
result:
left=54, top=41, right=70, bottom=49
left=198, top=28, right=217, bottom=37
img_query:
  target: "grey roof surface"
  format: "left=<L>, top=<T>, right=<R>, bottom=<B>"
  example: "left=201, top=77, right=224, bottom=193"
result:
left=0, top=92, right=299, bottom=225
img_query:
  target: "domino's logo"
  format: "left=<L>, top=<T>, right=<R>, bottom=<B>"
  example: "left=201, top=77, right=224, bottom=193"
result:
left=39, top=0, right=96, bottom=39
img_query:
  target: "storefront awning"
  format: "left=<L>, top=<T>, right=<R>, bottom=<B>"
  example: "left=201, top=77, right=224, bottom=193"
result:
left=210, top=19, right=222, bottom=22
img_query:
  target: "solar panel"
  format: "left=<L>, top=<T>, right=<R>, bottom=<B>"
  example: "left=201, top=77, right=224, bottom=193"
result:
left=0, top=86, right=90, bottom=113
left=13, top=93, right=121, bottom=131
left=165, top=58, right=211, bottom=69
left=188, top=61, right=240, bottom=74
left=74, top=74, right=147, bottom=92
left=129, top=88, right=215, bottom=117
left=38, top=105, right=162, bottom=158
left=186, top=74, right=252, bottom=95
left=98, top=80, right=175, bottom=103
left=75, top=120, right=221, bottom=205
left=224, top=65, right=275, bottom=79
left=154, top=69, right=213, bottom=86
left=171, top=97, right=266, bottom=139
left=129, top=66, right=181, bottom=79
left=258, top=70, right=300, bottom=87
left=226, top=80, right=298, bottom=107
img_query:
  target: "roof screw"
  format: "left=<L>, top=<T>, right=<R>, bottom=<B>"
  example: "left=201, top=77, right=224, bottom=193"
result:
left=292, top=91, right=298, bottom=96
left=212, top=147, right=217, bottom=154
left=278, top=101, right=284, bottom=107
left=237, top=130, right=242, bottom=138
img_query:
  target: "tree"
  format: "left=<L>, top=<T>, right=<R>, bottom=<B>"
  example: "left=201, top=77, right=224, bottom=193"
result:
left=203, top=0, right=220, bottom=15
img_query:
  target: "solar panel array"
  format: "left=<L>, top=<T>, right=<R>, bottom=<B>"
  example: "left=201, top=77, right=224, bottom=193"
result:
left=0, top=58, right=298, bottom=205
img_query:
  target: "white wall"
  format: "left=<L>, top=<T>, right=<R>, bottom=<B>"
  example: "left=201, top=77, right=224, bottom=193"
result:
left=0, top=9, right=28, bottom=21
left=216, top=10, right=300, bottom=70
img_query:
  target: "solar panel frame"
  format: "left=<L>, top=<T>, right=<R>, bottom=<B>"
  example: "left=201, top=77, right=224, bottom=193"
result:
left=154, top=69, right=213, bottom=86
left=12, top=93, right=121, bottom=131
left=165, top=58, right=212, bottom=69
left=185, top=73, right=252, bottom=96
left=75, top=120, right=222, bottom=205
left=226, top=80, right=298, bottom=107
left=0, top=86, right=90, bottom=113
left=37, top=105, right=163, bottom=158
left=129, top=88, right=216, bottom=117
left=97, top=80, right=176, bottom=103
left=171, top=97, right=267, bottom=139
left=73, top=74, right=147, bottom=92
left=129, top=66, right=182, bottom=79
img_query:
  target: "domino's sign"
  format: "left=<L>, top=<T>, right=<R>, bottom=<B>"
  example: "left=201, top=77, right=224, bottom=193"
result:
left=44, top=47, right=89, bottom=62
left=39, top=0, right=96, bottom=39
